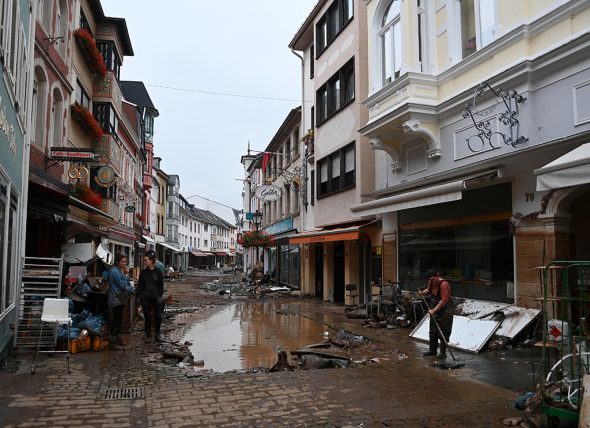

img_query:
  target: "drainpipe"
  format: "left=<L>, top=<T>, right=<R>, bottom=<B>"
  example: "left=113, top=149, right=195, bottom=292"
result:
left=291, top=48, right=306, bottom=232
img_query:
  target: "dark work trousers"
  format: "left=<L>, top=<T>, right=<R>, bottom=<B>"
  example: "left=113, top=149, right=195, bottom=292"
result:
left=109, top=304, right=125, bottom=341
left=428, top=300, right=454, bottom=353
left=141, top=297, right=164, bottom=337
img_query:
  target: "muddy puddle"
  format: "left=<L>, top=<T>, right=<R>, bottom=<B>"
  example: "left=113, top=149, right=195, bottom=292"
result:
left=173, top=300, right=340, bottom=372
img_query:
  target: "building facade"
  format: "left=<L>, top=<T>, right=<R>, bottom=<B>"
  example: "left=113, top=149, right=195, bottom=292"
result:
left=289, top=0, right=379, bottom=303
left=0, top=0, right=34, bottom=362
left=351, top=0, right=590, bottom=307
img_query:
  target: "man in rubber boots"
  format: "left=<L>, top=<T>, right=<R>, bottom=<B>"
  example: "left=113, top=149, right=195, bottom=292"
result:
left=419, top=274, right=454, bottom=359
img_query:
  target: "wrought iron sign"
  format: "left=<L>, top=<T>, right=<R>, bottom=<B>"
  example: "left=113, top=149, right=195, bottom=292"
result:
left=462, top=81, right=528, bottom=153
left=46, top=147, right=99, bottom=170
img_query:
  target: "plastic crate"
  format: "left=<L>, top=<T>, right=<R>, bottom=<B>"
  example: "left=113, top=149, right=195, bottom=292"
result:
left=92, top=336, right=109, bottom=352
left=69, top=336, right=92, bottom=353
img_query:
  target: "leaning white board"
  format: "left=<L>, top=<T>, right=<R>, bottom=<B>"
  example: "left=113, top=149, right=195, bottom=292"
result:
left=409, top=315, right=501, bottom=353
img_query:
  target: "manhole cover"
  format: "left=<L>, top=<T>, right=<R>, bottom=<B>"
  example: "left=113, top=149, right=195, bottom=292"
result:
left=100, top=387, right=144, bottom=400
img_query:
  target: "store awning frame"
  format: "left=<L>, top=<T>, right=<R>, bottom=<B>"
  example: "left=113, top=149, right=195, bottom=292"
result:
left=190, top=250, right=208, bottom=257
left=535, top=143, right=590, bottom=191
left=158, top=242, right=182, bottom=252
left=350, top=169, right=501, bottom=217
left=289, top=221, right=376, bottom=245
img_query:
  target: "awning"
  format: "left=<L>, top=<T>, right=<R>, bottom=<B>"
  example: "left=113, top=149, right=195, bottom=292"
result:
left=143, top=235, right=155, bottom=243
left=69, top=196, right=116, bottom=221
left=190, top=250, right=208, bottom=257
left=214, top=252, right=229, bottom=257
left=158, top=242, right=182, bottom=252
left=351, top=180, right=464, bottom=217
left=350, top=169, right=501, bottom=217
left=535, top=143, right=590, bottom=191
left=289, top=221, right=376, bottom=245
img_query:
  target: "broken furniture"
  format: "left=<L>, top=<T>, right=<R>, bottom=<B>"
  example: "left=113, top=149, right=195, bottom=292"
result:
left=345, top=283, right=359, bottom=306
left=31, top=298, right=72, bottom=374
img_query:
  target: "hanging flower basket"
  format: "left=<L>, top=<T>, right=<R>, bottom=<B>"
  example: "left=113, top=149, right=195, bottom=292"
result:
left=71, top=103, right=103, bottom=140
left=237, top=230, right=274, bottom=248
left=70, top=182, right=103, bottom=208
left=301, top=128, right=314, bottom=145
left=74, top=28, right=107, bottom=77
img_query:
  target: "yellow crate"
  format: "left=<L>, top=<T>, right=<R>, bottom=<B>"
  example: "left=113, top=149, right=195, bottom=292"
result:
left=92, top=336, right=109, bottom=352
left=69, top=336, right=92, bottom=353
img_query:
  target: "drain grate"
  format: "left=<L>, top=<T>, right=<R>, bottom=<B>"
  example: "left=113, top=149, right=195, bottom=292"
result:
left=100, top=387, right=144, bottom=400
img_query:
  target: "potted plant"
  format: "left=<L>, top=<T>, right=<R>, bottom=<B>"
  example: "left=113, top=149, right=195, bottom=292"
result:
left=237, top=230, right=275, bottom=248
left=73, top=28, right=107, bottom=77
left=70, top=182, right=103, bottom=208
left=301, top=128, right=314, bottom=145
left=71, top=103, right=103, bottom=139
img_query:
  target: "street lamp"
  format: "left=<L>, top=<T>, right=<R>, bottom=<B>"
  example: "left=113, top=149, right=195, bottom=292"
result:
left=252, top=211, right=263, bottom=230
left=251, top=210, right=263, bottom=266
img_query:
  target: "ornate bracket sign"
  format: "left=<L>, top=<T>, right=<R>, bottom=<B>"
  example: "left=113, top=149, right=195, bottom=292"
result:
left=462, top=81, right=528, bottom=153
left=47, top=147, right=98, bottom=171
left=254, top=185, right=282, bottom=201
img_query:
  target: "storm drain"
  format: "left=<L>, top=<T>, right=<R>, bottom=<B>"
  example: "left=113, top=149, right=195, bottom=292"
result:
left=99, top=387, right=144, bottom=400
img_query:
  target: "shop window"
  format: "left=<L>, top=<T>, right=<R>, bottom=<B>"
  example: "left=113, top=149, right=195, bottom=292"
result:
left=398, top=183, right=513, bottom=302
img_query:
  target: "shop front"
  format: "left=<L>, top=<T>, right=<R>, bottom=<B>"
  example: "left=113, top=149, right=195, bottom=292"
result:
left=397, top=182, right=514, bottom=303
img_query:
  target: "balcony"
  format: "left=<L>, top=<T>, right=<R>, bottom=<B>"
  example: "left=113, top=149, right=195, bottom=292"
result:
left=91, top=135, right=122, bottom=176
left=99, top=197, right=119, bottom=219
left=143, top=174, right=153, bottom=191
left=93, top=71, right=123, bottom=113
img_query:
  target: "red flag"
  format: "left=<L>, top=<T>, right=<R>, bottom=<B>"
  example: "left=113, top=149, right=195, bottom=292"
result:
left=262, top=152, right=270, bottom=174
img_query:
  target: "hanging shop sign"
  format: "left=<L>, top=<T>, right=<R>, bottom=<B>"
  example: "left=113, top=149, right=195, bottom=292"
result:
left=94, top=166, right=115, bottom=187
left=67, top=165, right=89, bottom=179
left=254, top=185, right=282, bottom=202
left=49, top=147, right=98, bottom=161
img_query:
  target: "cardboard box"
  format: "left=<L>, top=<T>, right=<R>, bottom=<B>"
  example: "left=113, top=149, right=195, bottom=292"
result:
left=69, top=335, right=92, bottom=353
left=92, top=336, right=109, bottom=352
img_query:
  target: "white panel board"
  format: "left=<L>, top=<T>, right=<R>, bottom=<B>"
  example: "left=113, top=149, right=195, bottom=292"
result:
left=409, top=315, right=501, bottom=353
left=456, top=299, right=540, bottom=339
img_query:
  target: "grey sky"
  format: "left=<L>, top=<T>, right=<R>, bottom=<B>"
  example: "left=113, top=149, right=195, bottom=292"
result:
left=100, top=0, right=317, bottom=219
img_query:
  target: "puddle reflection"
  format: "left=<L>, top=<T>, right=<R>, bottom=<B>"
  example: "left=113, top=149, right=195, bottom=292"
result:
left=179, top=301, right=333, bottom=372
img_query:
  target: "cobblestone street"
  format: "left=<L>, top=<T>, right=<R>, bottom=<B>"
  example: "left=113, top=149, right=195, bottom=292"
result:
left=0, top=274, right=528, bottom=427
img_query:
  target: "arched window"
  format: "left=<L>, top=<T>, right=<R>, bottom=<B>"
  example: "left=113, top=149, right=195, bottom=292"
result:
left=50, top=88, right=64, bottom=148
left=32, top=67, right=48, bottom=149
left=379, top=0, right=402, bottom=85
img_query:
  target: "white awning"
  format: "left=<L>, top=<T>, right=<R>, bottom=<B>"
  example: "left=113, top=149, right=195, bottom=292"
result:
left=142, top=235, right=155, bottom=243
left=351, top=180, right=464, bottom=217
left=158, top=242, right=182, bottom=252
left=350, top=170, right=502, bottom=217
left=535, top=143, right=590, bottom=191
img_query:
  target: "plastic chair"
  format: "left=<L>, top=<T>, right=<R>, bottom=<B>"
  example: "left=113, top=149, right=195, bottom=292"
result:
left=31, top=298, right=72, bottom=374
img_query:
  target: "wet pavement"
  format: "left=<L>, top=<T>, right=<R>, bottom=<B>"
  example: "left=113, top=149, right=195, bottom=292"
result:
left=0, top=272, right=546, bottom=427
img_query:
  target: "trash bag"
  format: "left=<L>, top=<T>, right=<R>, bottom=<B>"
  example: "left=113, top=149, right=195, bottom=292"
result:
left=514, top=391, right=534, bottom=410
left=57, top=326, right=81, bottom=341
left=70, top=309, right=92, bottom=327
left=77, top=313, right=106, bottom=336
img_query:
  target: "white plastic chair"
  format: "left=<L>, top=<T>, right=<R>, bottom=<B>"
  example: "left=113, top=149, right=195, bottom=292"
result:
left=31, top=298, right=72, bottom=374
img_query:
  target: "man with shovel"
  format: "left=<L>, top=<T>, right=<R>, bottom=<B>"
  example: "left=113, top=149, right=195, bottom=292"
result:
left=419, top=274, right=454, bottom=359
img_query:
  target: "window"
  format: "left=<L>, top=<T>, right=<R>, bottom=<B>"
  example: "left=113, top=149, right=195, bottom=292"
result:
left=315, top=0, right=354, bottom=55
left=310, top=170, right=315, bottom=206
left=75, top=80, right=91, bottom=110
left=380, top=0, right=402, bottom=85
left=79, top=9, right=91, bottom=33
left=316, top=59, right=354, bottom=125
left=309, top=45, right=314, bottom=78
left=458, top=0, right=496, bottom=59
left=144, top=114, right=154, bottom=142
left=0, top=177, right=18, bottom=314
left=96, top=40, right=121, bottom=80
left=93, top=102, right=118, bottom=134
left=317, top=142, right=355, bottom=197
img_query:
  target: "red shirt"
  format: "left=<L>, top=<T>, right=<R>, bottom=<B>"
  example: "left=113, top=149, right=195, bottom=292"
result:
left=423, top=278, right=451, bottom=306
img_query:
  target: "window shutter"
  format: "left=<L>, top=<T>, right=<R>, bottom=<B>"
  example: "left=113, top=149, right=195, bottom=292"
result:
left=320, top=161, right=328, bottom=183
left=345, top=147, right=355, bottom=172
left=331, top=154, right=340, bottom=178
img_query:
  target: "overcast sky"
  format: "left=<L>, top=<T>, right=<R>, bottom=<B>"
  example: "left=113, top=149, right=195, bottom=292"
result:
left=100, top=0, right=317, bottom=221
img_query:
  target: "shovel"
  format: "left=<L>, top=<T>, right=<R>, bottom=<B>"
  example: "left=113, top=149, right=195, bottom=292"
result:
left=418, top=293, right=465, bottom=370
